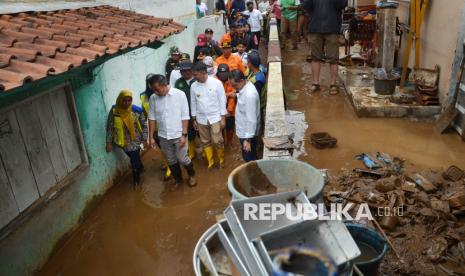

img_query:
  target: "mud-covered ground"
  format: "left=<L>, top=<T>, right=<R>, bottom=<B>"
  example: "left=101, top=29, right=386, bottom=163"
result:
left=282, top=40, right=465, bottom=276
left=38, top=38, right=465, bottom=276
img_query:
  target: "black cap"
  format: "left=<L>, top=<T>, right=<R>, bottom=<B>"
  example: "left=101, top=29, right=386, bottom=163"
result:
left=217, top=63, right=230, bottom=79
left=205, top=28, right=213, bottom=34
left=217, top=63, right=230, bottom=73
left=179, top=60, right=193, bottom=70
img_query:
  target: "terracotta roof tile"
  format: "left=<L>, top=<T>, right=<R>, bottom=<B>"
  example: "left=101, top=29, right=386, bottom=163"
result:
left=13, top=42, right=58, bottom=57
left=0, top=5, right=186, bottom=92
left=20, top=27, right=55, bottom=39
left=9, top=59, right=55, bottom=76
left=65, top=47, right=100, bottom=61
left=52, top=35, right=83, bottom=47
left=23, top=17, right=54, bottom=26
left=50, top=23, right=79, bottom=33
left=0, top=68, right=33, bottom=84
left=0, top=34, right=17, bottom=47
left=8, top=17, right=38, bottom=28
left=54, top=52, right=87, bottom=66
left=80, top=42, right=108, bottom=54
left=2, top=29, right=38, bottom=43
left=67, top=32, right=98, bottom=44
left=35, top=56, right=73, bottom=73
left=35, top=38, right=68, bottom=52
left=36, top=14, right=65, bottom=24
left=0, top=20, right=22, bottom=30
left=0, top=46, right=39, bottom=61
left=0, top=54, right=14, bottom=68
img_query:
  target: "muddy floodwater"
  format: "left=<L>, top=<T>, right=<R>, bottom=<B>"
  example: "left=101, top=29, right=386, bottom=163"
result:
left=39, top=43, right=465, bottom=275
left=282, top=44, right=465, bottom=172
left=38, top=146, right=243, bottom=276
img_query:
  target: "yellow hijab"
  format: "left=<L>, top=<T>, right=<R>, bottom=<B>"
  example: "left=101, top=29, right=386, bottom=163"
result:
left=115, top=90, right=136, bottom=140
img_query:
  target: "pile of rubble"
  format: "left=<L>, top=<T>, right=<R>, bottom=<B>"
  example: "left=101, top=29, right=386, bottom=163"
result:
left=324, top=153, right=465, bottom=276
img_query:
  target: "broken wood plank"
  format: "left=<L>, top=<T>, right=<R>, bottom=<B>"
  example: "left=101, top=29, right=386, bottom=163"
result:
left=435, top=108, right=459, bottom=134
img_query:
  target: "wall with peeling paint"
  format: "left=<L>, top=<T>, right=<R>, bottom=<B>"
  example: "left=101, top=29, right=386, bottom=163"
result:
left=0, top=1, right=224, bottom=275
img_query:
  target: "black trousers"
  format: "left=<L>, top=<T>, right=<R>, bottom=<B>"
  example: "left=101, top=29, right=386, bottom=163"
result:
left=252, top=31, right=261, bottom=49
left=125, top=149, right=142, bottom=170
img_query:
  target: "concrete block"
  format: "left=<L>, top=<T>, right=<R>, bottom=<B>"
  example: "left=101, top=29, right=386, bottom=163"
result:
left=346, top=85, right=440, bottom=118
left=267, top=41, right=282, bottom=62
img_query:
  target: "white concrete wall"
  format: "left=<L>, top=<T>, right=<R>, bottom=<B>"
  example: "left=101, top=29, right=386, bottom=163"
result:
left=396, top=0, right=465, bottom=102
left=194, top=14, right=226, bottom=42
left=0, top=0, right=224, bottom=112
left=0, top=1, right=223, bottom=275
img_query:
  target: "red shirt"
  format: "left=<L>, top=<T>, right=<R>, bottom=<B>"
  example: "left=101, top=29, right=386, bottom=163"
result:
left=271, top=2, right=282, bottom=20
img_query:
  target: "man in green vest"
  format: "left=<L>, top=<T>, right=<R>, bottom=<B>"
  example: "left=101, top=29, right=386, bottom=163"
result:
left=175, top=60, right=197, bottom=160
left=165, top=46, right=182, bottom=82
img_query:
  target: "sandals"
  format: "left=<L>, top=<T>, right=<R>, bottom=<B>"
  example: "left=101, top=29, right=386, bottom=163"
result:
left=329, top=85, right=340, bottom=95
left=309, top=84, right=320, bottom=93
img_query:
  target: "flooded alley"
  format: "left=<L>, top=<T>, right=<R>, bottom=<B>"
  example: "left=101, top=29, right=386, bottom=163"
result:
left=38, top=147, right=242, bottom=276
left=282, top=43, right=465, bottom=172
left=36, top=41, right=465, bottom=276
left=1, top=0, right=465, bottom=275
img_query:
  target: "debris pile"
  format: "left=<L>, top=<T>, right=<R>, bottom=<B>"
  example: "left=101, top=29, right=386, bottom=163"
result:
left=324, top=153, right=465, bottom=275
left=411, top=65, right=440, bottom=106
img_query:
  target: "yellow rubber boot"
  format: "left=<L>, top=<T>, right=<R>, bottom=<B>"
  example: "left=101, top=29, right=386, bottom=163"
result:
left=161, top=154, right=172, bottom=179
left=217, top=147, right=225, bottom=168
left=188, top=140, right=196, bottom=160
left=204, top=146, right=215, bottom=169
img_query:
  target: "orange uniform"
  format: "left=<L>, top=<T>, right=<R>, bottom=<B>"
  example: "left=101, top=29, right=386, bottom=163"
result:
left=215, top=54, right=247, bottom=75
left=223, top=79, right=236, bottom=116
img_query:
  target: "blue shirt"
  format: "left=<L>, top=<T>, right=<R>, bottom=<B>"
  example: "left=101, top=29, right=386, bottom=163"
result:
left=231, top=0, right=246, bottom=12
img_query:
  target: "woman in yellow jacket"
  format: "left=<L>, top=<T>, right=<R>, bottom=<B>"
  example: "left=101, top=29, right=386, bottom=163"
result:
left=140, top=74, right=172, bottom=180
left=106, top=90, right=147, bottom=187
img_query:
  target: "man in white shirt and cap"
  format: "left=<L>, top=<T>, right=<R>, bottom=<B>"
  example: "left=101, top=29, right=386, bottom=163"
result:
left=228, top=69, right=260, bottom=162
left=190, top=62, right=227, bottom=169
left=148, top=74, right=197, bottom=191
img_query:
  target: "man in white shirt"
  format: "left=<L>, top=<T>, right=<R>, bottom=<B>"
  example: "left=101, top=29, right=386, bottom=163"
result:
left=243, top=0, right=263, bottom=49
left=229, top=69, right=260, bottom=162
left=148, top=74, right=197, bottom=190
left=258, top=0, right=270, bottom=13
left=190, top=62, right=227, bottom=169
left=258, top=0, right=270, bottom=37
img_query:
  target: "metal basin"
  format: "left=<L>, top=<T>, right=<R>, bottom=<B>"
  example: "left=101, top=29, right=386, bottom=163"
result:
left=227, top=159, right=325, bottom=202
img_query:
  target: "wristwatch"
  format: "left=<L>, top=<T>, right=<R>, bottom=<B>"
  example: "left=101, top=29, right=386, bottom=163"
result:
left=182, top=133, right=188, bottom=137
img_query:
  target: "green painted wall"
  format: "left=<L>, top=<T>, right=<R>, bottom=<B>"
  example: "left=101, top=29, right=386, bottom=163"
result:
left=0, top=16, right=198, bottom=276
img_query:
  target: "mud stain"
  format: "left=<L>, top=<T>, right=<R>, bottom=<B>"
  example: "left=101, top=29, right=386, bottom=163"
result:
left=233, top=161, right=277, bottom=197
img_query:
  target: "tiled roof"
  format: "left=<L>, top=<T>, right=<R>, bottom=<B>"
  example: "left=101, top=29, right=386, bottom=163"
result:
left=0, top=5, right=186, bottom=92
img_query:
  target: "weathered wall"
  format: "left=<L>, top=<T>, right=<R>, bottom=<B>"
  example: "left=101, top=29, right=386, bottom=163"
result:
left=395, top=0, right=465, bottom=102
left=0, top=0, right=224, bottom=275
left=194, top=14, right=226, bottom=42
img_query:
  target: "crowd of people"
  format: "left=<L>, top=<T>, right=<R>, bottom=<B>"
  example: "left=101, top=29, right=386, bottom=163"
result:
left=106, top=0, right=348, bottom=190
left=106, top=11, right=268, bottom=191
left=215, top=0, right=347, bottom=94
